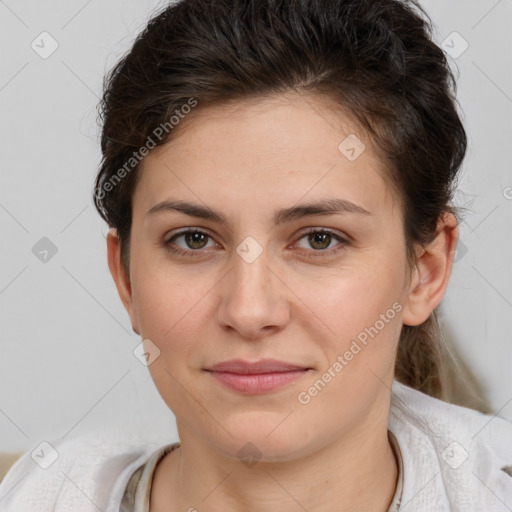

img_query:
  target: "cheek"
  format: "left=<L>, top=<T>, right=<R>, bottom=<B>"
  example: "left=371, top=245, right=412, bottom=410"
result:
left=292, top=265, right=405, bottom=404
left=293, top=275, right=403, bottom=429
left=130, top=253, right=212, bottom=339
left=131, top=268, right=215, bottom=411
left=296, top=262, right=404, bottom=341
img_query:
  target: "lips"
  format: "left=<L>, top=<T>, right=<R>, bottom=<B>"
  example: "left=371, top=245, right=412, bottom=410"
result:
left=206, top=358, right=310, bottom=374
left=205, top=359, right=312, bottom=394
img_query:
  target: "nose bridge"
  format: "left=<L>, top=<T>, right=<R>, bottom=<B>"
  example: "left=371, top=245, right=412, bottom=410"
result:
left=217, top=236, right=288, bottom=338
left=231, top=237, right=272, bottom=306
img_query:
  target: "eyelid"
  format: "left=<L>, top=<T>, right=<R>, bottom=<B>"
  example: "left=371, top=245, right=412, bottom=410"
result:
left=295, top=226, right=350, bottom=242
left=165, top=227, right=213, bottom=241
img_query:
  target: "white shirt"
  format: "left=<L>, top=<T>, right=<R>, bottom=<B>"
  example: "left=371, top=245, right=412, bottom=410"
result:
left=0, top=380, right=511, bottom=511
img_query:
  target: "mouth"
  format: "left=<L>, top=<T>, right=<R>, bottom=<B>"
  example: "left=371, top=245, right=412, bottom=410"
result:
left=204, top=358, right=313, bottom=394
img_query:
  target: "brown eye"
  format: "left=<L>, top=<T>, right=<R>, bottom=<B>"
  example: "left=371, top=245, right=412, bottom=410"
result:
left=164, top=229, right=216, bottom=254
left=182, top=231, right=209, bottom=250
left=307, top=232, right=332, bottom=250
left=295, top=229, right=348, bottom=254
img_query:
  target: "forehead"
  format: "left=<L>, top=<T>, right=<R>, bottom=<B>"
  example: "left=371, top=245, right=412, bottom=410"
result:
left=133, top=92, right=399, bottom=221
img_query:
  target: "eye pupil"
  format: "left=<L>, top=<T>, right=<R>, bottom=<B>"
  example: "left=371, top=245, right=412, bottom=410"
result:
left=309, top=232, right=331, bottom=250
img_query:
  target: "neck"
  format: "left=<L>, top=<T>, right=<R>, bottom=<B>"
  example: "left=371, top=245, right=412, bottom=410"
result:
left=151, top=415, right=399, bottom=512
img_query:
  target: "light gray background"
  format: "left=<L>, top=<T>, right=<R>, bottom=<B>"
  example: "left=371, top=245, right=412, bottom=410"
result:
left=0, top=0, right=511, bottom=453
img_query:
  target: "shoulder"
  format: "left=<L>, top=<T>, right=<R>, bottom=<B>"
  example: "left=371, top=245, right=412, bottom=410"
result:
left=0, top=423, right=174, bottom=512
left=389, top=380, right=512, bottom=510
left=389, top=379, right=512, bottom=455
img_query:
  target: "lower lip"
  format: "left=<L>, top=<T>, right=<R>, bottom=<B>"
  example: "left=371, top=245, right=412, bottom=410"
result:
left=208, top=370, right=309, bottom=394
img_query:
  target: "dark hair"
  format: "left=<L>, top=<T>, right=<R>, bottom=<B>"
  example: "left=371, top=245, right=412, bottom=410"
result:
left=94, top=0, right=470, bottom=401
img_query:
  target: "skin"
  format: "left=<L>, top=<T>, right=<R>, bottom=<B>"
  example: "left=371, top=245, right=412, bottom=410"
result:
left=107, top=91, right=458, bottom=512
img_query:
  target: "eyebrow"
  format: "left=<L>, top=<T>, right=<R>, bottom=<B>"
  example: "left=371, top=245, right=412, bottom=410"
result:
left=146, top=198, right=372, bottom=225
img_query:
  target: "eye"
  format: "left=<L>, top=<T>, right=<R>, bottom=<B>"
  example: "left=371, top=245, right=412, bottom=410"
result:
left=294, top=228, right=349, bottom=256
left=164, top=229, right=217, bottom=255
left=163, top=228, right=349, bottom=258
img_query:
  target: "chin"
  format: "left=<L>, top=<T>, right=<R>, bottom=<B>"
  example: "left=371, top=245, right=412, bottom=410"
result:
left=206, top=418, right=316, bottom=463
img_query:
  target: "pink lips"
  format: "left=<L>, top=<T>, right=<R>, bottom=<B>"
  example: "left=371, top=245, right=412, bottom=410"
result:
left=205, top=359, right=311, bottom=394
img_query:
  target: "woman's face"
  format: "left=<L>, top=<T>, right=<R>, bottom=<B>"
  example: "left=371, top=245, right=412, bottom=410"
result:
left=113, top=92, right=421, bottom=461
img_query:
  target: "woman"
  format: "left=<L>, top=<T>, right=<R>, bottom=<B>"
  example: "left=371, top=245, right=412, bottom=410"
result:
left=1, top=0, right=511, bottom=510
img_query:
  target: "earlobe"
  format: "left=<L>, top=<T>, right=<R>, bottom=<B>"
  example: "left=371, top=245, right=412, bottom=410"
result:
left=401, top=213, right=459, bottom=327
left=106, top=229, right=140, bottom=335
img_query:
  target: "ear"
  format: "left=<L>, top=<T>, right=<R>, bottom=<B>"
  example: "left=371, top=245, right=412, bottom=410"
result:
left=106, top=229, right=141, bottom=335
left=402, top=212, right=459, bottom=326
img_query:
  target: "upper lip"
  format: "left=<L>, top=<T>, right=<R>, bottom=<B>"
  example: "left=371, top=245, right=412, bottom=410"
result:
left=205, top=358, right=311, bottom=374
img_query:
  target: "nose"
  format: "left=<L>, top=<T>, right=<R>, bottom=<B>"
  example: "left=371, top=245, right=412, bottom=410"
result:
left=216, top=245, right=291, bottom=341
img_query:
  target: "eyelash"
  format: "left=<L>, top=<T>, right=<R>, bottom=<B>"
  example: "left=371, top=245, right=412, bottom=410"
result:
left=163, top=228, right=350, bottom=258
